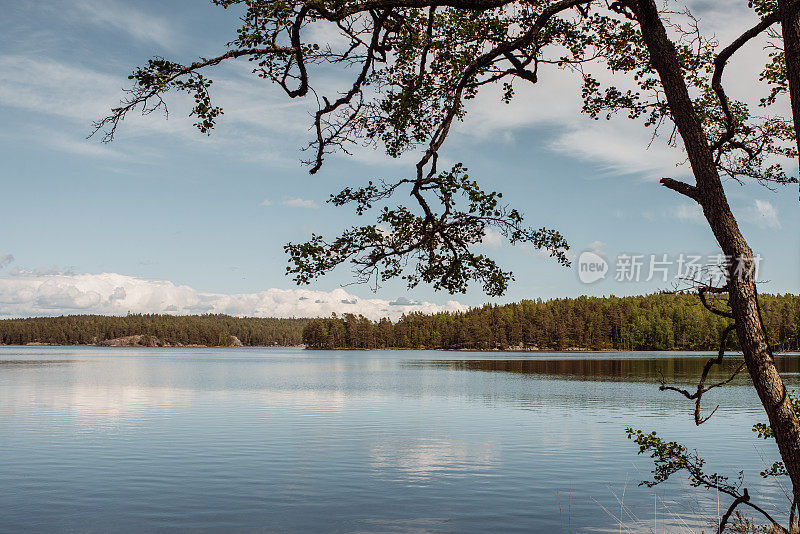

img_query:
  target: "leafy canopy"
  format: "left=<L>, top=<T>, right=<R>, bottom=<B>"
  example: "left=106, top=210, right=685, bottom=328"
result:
left=96, top=0, right=796, bottom=294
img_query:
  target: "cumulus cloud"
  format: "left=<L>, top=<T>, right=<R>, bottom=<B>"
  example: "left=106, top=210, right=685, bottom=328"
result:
left=389, top=297, right=420, bottom=306
left=282, top=197, right=319, bottom=209
left=108, top=286, right=126, bottom=302
left=0, top=272, right=466, bottom=319
left=0, top=254, right=14, bottom=269
left=260, top=199, right=273, bottom=206
left=10, top=265, right=76, bottom=276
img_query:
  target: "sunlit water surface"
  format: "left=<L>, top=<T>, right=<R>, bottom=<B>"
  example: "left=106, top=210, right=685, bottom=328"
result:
left=1, top=347, right=798, bottom=533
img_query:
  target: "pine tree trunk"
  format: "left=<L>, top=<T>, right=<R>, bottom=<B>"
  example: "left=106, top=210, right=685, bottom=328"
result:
left=777, top=0, right=800, bottom=201
left=730, top=273, right=800, bottom=505
left=633, top=0, right=800, bottom=502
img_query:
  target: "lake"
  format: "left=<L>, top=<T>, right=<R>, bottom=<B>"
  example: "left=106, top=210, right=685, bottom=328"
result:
left=1, top=346, right=798, bottom=533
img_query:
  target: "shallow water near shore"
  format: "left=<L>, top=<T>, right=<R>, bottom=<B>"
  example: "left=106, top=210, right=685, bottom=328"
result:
left=1, top=346, right=798, bottom=533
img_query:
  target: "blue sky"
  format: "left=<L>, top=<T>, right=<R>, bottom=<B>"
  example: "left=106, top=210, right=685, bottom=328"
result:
left=0, top=0, right=797, bottom=318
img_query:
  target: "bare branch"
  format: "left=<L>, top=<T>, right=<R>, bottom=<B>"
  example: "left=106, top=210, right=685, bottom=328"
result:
left=710, top=11, right=780, bottom=151
left=660, top=177, right=699, bottom=201
left=699, top=284, right=734, bottom=318
left=658, top=323, right=741, bottom=425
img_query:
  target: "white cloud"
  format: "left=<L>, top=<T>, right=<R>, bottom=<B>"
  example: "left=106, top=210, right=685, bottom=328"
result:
left=747, top=199, right=782, bottom=229
left=455, top=9, right=780, bottom=185
left=670, top=202, right=704, bottom=224
left=108, top=286, right=126, bottom=303
left=3, top=2, right=780, bottom=182
left=389, top=297, right=420, bottom=306
left=0, top=55, right=308, bottom=164
left=555, top=239, right=604, bottom=262
left=282, top=197, right=319, bottom=209
left=462, top=65, right=581, bottom=136
left=260, top=199, right=273, bottom=207
left=0, top=254, right=13, bottom=269
left=549, top=121, right=687, bottom=181
left=0, top=55, right=120, bottom=122
left=0, top=272, right=467, bottom=319
left=10, top=265, right=76, bottom=276
left=39, top=128, right=128, bottom=159
left=73, top=0, right=176, bottom=49
left=586, top=240, right=605, bottom=254
left=479, top=229, right=504, bottom=248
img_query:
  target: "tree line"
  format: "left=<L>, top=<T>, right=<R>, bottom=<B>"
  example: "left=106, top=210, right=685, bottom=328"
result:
left=302, top=293, right=800, bottom=351
left=3, top=293, right=797, bottom=350
left=0, top=314, right=310, bottom=347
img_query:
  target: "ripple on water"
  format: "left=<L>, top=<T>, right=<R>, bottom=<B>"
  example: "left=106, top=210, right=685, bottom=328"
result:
left=0, top=346, right=791, bottom=533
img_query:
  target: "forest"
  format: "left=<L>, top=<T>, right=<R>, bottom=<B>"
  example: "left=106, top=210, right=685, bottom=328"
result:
left=2, top=293, right=797, bottom=350
left=302, top=293, right=800, bottom=351
left=0, top=314, right=310, bottom=347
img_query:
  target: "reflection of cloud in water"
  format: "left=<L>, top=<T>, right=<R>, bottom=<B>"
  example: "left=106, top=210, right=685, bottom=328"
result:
left=369, top=437, right=500, bottom=483
left=1, top=384, right=195, bottom=430
left=0, top=359, right=194, bottom=429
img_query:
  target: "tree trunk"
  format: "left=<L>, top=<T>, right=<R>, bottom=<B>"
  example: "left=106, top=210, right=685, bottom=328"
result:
left=633, top=0, right=800, bottom=504
left=778, top=0, right=800, bottom=201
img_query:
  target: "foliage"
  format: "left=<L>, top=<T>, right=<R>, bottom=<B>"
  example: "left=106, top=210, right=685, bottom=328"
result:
left=4, top=293, right=795, bottom=350
left=95, top=0, right=796, bottom=294
left=626, top=428, right=743, bottom=490
left=285, top=163, right=568, bottom=296
left=753, top=391, right=800, bottom=478
left=0, top=314, right=310, bottom=347
left=302, top=292, right=800, bottom=350
left=626, top=427, right=786, bottom=532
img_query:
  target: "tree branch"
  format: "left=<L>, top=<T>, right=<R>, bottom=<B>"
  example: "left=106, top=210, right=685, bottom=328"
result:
left=660, top=177, right=699, bottom=201
left=658, top=323, right=741, bottom=425
left=699, top=284, right=735, bottom=318
left=91, top=47, right=294, bottom=142
left=710, top=11, right=780, bottom=151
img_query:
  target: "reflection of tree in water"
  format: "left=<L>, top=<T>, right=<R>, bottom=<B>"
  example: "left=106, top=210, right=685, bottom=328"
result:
left=412, top=356, right=800, bottom=384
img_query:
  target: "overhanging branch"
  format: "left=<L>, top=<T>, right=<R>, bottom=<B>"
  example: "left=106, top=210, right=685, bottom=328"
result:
left=660, top=177, right=699, bottom=201
left=710, top=11, right=780, bottom=151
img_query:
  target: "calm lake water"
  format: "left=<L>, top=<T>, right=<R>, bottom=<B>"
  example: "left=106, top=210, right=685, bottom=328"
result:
left=1, top=346, right=799, bottom=533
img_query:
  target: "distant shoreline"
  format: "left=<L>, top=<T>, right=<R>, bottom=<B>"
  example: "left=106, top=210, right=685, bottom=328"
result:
left=3, top=297, right=798, bottom=352
left=14, top=344, right=309, bottom=348
left=6, top=342, right=783, bottom=354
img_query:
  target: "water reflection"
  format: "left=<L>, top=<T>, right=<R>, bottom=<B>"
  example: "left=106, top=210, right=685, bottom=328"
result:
left=369, top=437, right=501, bottom=483
left=413, top=355, right=800, bottom=384
left=0, top=346, right=795, bottom=533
